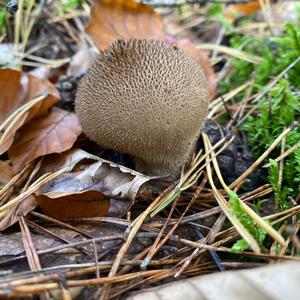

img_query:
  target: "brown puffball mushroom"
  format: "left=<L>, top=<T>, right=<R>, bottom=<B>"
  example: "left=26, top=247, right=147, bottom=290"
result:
left=75, top=39, right=209, bottom=176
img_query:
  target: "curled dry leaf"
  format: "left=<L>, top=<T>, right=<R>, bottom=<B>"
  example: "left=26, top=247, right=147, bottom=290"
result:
left=38, top=148, right=101, bottom=173
left=0, top=196, right=37, bottom=232
left=0, top=69, right=59, bottom=154
left=128, top=262, right=300, bottom=300
left=0, top=149, right=100, bottom=231
left=176, top=38, right=217, bottom=100
left=9, top=107, right=82, bottom=173
left=34, top=152, right=155, bottom=220
left=39, top=148, right=99, bottom=175
left=86, top=0, right=165, bottom=50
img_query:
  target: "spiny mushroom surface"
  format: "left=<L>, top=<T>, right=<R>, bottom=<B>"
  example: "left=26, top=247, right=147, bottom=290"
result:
left=75, top=39, right=209, bottom=176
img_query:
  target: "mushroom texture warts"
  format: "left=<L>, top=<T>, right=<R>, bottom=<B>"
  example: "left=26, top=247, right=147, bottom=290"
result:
left=75, top=39, right=209, bottom=176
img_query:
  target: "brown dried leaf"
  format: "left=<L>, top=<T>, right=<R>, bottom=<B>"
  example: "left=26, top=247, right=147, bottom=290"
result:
left=177, top=39, right=217, bottom=100
left=9, top=108, right=82, bottom=172
left=0, top=113, right=28, bottom=156
left=0, top=160, right=13, bottom=186
left=36, top=190, right=109, bottom=220
left=226, top=1, right=261, bottom=22
left=0, top=149, right=99, bottom=231
left=35, top=158, right=155, bottom=219
left=128, top=262, right=300, bottom=300
left=38, top=148, right=101, bottom=174
left=0, top=69, right=59, bottom=122
left=0, top=69, right=59, bottom=154
left=86, top=0, right=165, bottom=51
left=0, top=196, right=37, bottom=231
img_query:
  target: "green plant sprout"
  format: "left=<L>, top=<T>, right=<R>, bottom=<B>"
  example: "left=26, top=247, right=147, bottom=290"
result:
left=228, top=189, right=267, bottom=252
left=61, top=0, right=83, bottom=13
left=0, top=7, right=8, bottom=33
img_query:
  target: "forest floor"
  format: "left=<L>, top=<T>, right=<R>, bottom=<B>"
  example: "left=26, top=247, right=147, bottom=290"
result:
left=0, top=0, right=299, bottom=299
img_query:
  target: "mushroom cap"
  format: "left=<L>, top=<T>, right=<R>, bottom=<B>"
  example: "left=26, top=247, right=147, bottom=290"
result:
left=75, top=39, right=209, bottom=175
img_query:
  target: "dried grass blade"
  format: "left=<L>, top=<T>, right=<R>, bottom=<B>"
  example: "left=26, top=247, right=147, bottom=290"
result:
left=197, top=44, right=263, bottom=64
left=203, top=133, right=261, bottom=253
left=204, top=134, right=285, bottom=246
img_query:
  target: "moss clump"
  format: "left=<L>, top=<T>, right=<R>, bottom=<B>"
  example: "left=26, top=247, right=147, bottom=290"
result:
left=244, top=79, right=300, bottom=202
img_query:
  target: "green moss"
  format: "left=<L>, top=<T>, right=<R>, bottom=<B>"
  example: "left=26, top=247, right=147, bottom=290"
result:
left=267, top=159, right=291, bottom=210
left=215, top=19, right=300, bottom=204
left=221, top=23, right=300, bottom=94
left=244, top=79, right=300, bottom=200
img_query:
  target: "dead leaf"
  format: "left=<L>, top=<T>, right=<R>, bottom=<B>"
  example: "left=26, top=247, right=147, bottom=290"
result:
left=36, top=190, right=109, bottom=219
left=0, top=149, right=101, bottom=231
left=86, top=0, right=165, bottom=51
left=0, top=160, right=13, bottom=186
left=0, top=149, right=154, bottom=225
left=226, top=1, right=261, bottom=22
left=34, top=158, right=155, bottom=220
left=38, top=148, right=101, bottom=174
left=0, top=113, right=28, bottom=156
left=9, top=108, right=82, bottom=172
left=0, top=196, right=37, bottom=233
left=127, top=262, right=300, bottom=300
left=0, top=69, right=59, bottom=124
left=0, top=69, right=59, bottom=154
left=177, top=39, right=217, bottom=100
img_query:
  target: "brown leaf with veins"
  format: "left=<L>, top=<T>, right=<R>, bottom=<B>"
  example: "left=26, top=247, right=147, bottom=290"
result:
left=0, top=69, right=59, bottom=124
left=86, top=0, right=165, bottom=51
left=0, top=69, right=59, bottom=154
left=0, top=148, right=155, bottom=228
left=0, top=149, right=99, bottom=231
left=0, top=113, right=28, bottom=156
left=9, top=108, right=82, bottom=172
left=34, top=156, right=155, bottom=220
left=0, top=222, right=150, bottom=270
